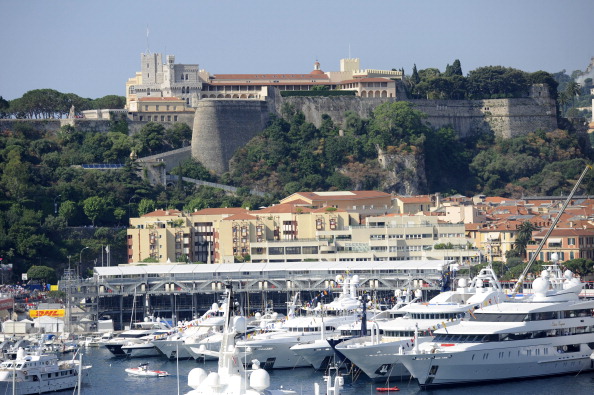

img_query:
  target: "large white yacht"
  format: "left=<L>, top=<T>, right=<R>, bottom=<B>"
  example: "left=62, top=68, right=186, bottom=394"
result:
left=104, top=318, right=172, bottom=356
left=153, top=302, right=226, bottom=360
left=0, top=347, right=91, bottom=395
left=235, top=275, right=362, bottom=369
left=398, top=262, right=594, bottom=388
left=289, top=289, right=418, bottom=370
left=335, top=265, right=507, bottom=380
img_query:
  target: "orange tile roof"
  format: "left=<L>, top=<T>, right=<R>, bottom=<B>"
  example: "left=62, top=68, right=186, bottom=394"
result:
left=395, top=195, right=432, bottom=203
left=285, top=191, right=391, bottom=202
left=211, top=73, right=329, bottom=81
left=255, top=203, right=315, bottom=214
left=142, top=209, right=182, bottom=217
left=222, top=213, right=259, bottom=221
left=191, top=208, right=250, bottom=216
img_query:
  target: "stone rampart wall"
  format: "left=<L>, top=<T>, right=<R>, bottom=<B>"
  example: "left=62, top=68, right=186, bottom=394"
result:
left=192, top=99, right=270, bottom=174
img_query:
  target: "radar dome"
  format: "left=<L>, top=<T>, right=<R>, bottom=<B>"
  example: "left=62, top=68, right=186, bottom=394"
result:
left=254, top=312, right=262, bottom=320
left=564, top=270, right=573, bottom=280
left=233, top=316, right=248, bottom=333
left=532, top=276, right=548, bottom=294
left=272, top=312, right=278, bottom=320
left=211, top=303, right=219, bottom=310
left=351, top=275, right=360, bottom=285
left=541, top=269, right=549, bottom=278
left=551, top=252, right=559, bottom=262
left=187, top=368, right=207, bottom=389
left=250, top=368, right=271, bottom=391
left=458, top=278, right=467, bottom=288
left=205, top=372, right=221, bottom=388
left=476, top=279, right=484, bottom=288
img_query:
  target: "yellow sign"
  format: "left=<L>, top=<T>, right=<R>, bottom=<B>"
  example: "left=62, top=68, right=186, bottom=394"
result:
left=50, top=285, right=58, bottom=291
left=29, top=309, right=65, bottom=318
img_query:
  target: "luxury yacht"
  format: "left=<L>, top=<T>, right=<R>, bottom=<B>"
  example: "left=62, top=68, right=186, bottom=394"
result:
left=235, top=275, right=362, bottom=369
left=398, top=263, right=594, bottom=388
left=335, top=265, right=507, bottom=380
left=153, top=303, right=226, bottom=360
left=104, top=318, right=172, bottom=356
left=290, top=288, right=418, bottom=370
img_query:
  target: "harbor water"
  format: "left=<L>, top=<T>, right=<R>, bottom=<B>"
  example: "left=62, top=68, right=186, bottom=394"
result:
left=38, top=346, right=594, bottom=395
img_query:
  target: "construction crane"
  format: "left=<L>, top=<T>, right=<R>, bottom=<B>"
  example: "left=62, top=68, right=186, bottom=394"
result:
left=510, top=164, right=592, bottom=296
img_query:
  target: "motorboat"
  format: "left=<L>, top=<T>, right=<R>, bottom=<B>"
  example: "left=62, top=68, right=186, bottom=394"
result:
left=335, top=265, right=507, bottom=380
left=0, top=347, right=91, bottom=394
left=125, top=362, right=169, bottom=377
left=185, top=283, right=296, bottom=395
left=154, top=302, right=226, bottom=360
left=121, top=328, right=173, bottom=358
left=313, top=365, right=344, bottom=395
left=104, top=318, right=172, bottom=356
left=398, top=261, right=594, bottom=388
left=235, top=274, right=361, bottom=369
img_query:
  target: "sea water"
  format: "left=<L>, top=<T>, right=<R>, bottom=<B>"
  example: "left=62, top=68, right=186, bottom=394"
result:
left=49, top=347, right=594, bottom=395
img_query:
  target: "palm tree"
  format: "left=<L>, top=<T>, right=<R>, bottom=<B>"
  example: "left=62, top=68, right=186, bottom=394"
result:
left=514, top=221, right=536, bottom=259
left=564, top=81, right=581, bottom=107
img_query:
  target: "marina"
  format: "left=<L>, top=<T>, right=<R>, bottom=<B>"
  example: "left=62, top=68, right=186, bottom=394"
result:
left=7, top=346, right=592, bottom=395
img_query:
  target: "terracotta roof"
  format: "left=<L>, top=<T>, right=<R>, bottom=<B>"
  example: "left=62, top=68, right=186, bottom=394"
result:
left=256, top=203, right=314, bottom=214
left=284, top=191, right=391, bottom=202
left=532, top=228, right=594, bottom=237
left=222, top=213, right=259, bottom=221
left=395, top=195, right=432, bottom=203
left=191, top=208, right=249, bottom=216
left=211, top=73, right=329, bottom=81
left=142, top=209, right=182, bottom=217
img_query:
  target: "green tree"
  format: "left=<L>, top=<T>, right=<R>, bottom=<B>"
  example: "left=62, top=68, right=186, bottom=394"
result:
left=27, top=265, right=57, bottom=284
left=514, top=221, right=536, bottom=258
left=83, top=196, right=108, bottom=226
left=138, top=198, right=156, bottom=216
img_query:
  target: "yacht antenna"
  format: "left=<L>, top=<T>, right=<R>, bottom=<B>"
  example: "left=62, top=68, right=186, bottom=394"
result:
left=511, top=164, right=591, bottom=295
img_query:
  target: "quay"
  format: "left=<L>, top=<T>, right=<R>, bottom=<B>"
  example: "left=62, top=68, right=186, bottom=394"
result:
left=61, top=260, right=452, bottom=331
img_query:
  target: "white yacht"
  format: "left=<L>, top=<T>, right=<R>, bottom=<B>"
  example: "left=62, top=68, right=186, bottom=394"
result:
left=290, top=289, right=417, bottom=370
left=187, top=308, right=286, bottom=362
left=120, top=328, right=173, bottom=358
left=104, top=318, right=172, bottom=356
left=0, top=348, right=91, bottom=395
left=153, top=303, right=226, bottom=360
left=335, top=265, right=507, bottom=380
left=235, top=275, right=361, bottom=369
left=185, top=284, right=296, bottom=395
left=398, top=263, right=594, bottom=388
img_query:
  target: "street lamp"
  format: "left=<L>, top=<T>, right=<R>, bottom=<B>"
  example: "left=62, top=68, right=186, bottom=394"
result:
left=79, top=247, right=89, bottom=278
left=54, top=194, right=61, bottom=215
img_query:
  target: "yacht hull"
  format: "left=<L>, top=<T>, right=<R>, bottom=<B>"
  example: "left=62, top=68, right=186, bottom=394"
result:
left=153, top=340, right=193, bottom=360
left=337, top=339, right=411, bottom=379
left=401, top=342, right=594, bottom=388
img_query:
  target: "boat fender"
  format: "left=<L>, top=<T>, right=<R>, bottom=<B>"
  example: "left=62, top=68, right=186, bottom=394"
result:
left=562, top=345, right=568, bottom=352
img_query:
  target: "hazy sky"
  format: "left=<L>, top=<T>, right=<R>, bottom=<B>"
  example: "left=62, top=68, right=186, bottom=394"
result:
left=1, top=0, right=593, bottom=100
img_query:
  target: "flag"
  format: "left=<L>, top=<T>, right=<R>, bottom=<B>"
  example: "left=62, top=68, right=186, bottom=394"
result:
left=105, top=245, right=110, bottom=253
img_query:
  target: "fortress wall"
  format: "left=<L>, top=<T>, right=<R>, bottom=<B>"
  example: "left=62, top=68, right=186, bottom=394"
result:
left=278, top=95, right=557, bottom=139
left=192, top=100, right=269, bottom=174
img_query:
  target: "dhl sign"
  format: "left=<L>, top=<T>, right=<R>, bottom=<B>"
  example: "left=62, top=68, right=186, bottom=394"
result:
left=29, top=309, right=65, bottom=318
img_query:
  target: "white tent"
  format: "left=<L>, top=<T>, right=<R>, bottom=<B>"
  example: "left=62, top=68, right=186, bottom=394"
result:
left=33, top=316, right=64, bottom=333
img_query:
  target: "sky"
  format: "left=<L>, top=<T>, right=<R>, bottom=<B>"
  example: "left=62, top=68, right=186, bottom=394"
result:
left=1, top=0, right=593, bottom=100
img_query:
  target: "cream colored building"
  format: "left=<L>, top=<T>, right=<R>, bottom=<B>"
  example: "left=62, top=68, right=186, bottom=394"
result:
left=127, top=202, right=476, bottom=265
left=127, top=209, right=192, bottom=263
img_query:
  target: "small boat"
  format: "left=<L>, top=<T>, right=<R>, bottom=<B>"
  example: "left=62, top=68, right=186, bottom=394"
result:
left=376, top=387, right=399, bottom=392
left=125, top=363, right=169, bottom=377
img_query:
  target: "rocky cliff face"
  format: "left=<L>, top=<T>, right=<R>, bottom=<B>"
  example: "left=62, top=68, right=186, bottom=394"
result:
left=377, top=146, right=427, bottom=195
